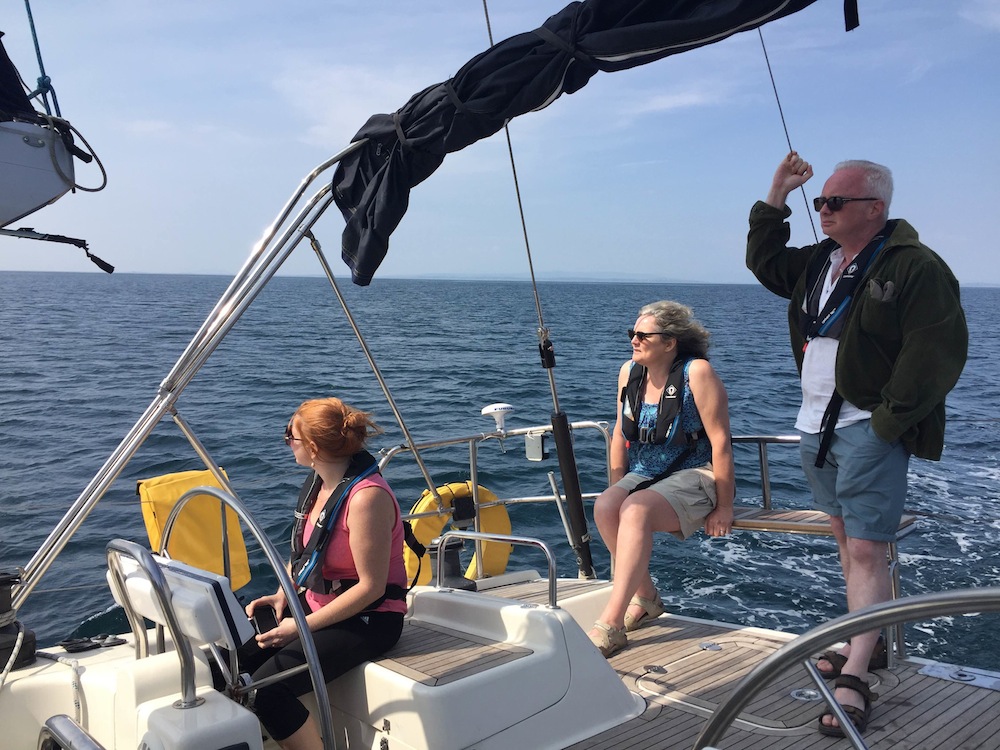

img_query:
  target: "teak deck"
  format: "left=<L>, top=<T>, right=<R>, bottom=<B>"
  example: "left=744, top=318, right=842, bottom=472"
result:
left=731, top=507, right=917, bottom=537
left=374, top=579, right=1000, bottom=750
left=570, top=616, right=1000, bottom=750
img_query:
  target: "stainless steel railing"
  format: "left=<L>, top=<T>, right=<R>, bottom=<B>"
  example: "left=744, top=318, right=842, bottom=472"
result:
left=694, top=586, right=1000, bottom=750
left=382, top=419, right=613, bottom=576
left=36, top=714, right=107, bottom=750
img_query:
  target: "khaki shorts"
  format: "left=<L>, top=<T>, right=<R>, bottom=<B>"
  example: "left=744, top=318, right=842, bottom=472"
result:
left=615, top=464, right=717, bottom=540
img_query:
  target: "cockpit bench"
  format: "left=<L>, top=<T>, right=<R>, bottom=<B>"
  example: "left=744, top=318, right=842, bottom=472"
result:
left=316, top=589, right=637, bottom=750
left=374, top=618, right=531, bottom=686
left=732, top=507, right=917, bottom=538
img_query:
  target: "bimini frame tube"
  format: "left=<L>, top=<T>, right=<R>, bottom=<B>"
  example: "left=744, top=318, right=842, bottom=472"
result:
left=14, top=142, right=365, bottom=609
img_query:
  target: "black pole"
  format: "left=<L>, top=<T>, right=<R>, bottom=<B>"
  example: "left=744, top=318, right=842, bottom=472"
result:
left=549, top=410, right=597, bottom=579
left=538, top=336, right=596, bottom=579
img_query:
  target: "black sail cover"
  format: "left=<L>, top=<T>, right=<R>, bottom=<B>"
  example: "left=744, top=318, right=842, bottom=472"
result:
left=333, top=0, right=852, bottom=286
left=0, top=31, right=39, bottom=122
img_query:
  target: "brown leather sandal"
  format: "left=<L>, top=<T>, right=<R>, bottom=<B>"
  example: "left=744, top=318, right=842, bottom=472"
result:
left=816, top=634, right=887, bottom=679
left=817, top=673, right=877, bottom=737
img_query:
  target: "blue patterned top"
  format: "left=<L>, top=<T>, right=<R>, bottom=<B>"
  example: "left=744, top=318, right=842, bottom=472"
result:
left=625, top=360, right=711, bottom=477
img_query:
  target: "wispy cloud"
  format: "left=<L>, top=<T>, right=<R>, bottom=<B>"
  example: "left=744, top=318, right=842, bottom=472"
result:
left=271, top=61, right=444, bottom=148
left=960, top=0, right=1000, bottom=31
left=628, top=87, right=725, bottom=116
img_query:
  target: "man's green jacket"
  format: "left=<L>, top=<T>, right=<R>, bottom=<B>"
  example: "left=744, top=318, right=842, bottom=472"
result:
left=747, top=201, right=968, bottom=460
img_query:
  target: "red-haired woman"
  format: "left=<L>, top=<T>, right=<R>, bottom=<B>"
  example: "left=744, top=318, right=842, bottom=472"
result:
left=244, top=397, right=407, bottom=750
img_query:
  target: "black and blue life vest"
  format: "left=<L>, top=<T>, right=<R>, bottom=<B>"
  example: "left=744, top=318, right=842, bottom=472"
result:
left=620, top=357, right=704, bottom=447
left=797, top=221, right=895, bottom=348
left=796, top=221, right=895, bottom=468
left=289, top=450, right=423, bottom=608
left=619, top=357, right=707, bottom=495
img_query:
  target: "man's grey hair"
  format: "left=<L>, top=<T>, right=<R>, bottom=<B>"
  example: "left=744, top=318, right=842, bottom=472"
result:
left=835, top=159, right=893, bottom=218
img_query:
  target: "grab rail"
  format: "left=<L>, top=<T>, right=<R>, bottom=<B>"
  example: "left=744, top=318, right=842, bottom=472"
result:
left=380, top=419, right=613, bottom=487
left=105, top=540, right=203, bottom=708
left=730, top=434, right=800, bottom=509
left=435, top=530, right=559, bottom=607
left=167, top=486, right=337, bottom=750
left=694, top=586, right=1000, bottom=750
left=37, top=714, right=107, bottom=750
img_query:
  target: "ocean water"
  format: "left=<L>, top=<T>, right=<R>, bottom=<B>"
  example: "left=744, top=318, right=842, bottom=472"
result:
left=2, top=271, right=998, bottom=671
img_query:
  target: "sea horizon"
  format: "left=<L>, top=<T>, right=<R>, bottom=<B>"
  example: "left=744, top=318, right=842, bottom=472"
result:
left=2, top=268, right=997, bottom=288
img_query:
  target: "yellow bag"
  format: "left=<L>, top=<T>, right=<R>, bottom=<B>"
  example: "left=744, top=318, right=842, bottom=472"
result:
left=136, top=469, right=251, bottom=591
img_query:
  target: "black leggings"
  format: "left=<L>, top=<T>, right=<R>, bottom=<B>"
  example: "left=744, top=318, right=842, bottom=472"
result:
left=238, top=609, right=404, bottom=741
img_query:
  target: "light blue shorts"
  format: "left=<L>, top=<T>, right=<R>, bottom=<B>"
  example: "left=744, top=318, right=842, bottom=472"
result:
left=799, top=420, right=909, bottom=542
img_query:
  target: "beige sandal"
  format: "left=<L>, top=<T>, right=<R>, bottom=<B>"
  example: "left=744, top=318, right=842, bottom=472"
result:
left=623, top=592, right=665, bottom=632
left=589, top=621, right=627, bottom=658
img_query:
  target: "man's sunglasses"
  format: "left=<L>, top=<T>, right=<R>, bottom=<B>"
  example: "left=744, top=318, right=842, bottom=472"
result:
left=813, top=196, right=878, bottom=212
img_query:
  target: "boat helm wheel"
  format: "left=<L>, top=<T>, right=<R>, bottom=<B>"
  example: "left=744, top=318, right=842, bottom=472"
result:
left=405, top=482, right=512, bottom=585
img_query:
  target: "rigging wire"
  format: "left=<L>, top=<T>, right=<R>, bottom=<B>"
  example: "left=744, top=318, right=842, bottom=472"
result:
left=15, top=1, right=108, bottom=193
left=757, top=28, right=819, bottom=245
left=22, top=0, right=59, bottom=116
left=480, top=1, right=553, bottom=360
left=480, top=1, right=596, bottom=578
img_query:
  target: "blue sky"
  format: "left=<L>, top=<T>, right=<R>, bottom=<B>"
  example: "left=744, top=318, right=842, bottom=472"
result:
left=2, top=0, right=999, bottom=285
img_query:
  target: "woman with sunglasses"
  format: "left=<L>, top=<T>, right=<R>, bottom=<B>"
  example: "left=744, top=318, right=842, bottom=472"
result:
left=242, top=397, right=407, bottom=750
left=588, top=301, right=735, bottom=658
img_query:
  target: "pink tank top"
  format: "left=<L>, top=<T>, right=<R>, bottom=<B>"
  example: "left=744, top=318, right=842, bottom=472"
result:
left=303, top=474, right=408, bottom=616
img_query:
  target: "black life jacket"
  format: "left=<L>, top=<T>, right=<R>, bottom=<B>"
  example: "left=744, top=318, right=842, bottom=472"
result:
left=797, top=221, right=895, bottom=469
left=620, top=357, right=704, bottom=447
left=797, top=221, right=895, bottom=348
left=289, top=450, right=424, bottom=609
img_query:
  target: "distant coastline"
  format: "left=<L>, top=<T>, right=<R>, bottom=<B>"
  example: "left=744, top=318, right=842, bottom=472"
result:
left=1, top=268, right=997, bottom=288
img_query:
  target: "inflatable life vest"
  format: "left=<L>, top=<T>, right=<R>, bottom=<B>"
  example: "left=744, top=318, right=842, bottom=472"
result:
left=289, top=450, right=382, bottom=595
left=287, top=452, right=425, bottom=611
left=620, top=357, right=703, bottom=447
left=797, top=222, right=894, bottom=347
left=404, top=482, right=512, bottom=586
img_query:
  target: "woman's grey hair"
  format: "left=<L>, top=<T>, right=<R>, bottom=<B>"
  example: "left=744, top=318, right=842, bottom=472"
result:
left=835, top=159, right=893, bottom=218
left=638, top=300, right=710, bottom=359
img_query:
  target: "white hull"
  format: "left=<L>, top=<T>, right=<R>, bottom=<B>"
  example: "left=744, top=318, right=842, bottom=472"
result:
left=6, top=572, right=1000, bottom=750
left=0, top=119, right=75, bottom=227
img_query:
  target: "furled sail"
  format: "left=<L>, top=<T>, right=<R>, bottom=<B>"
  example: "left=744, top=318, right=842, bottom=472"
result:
left=0, top=31, right=38, bottom=122
left=333, top=0, right=855, bottom=285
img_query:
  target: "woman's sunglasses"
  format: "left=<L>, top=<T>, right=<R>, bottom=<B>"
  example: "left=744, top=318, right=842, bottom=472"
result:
left=283, top=424, right=305, bottom=445
left=628, top=328, right=671, bottom=342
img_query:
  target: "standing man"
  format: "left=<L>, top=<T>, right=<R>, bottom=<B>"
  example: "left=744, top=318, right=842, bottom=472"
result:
left=747, top=152, right=968, bottom=737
